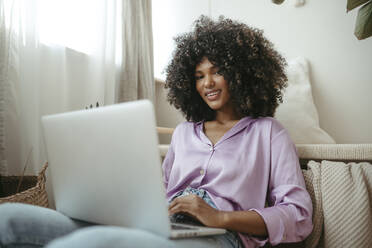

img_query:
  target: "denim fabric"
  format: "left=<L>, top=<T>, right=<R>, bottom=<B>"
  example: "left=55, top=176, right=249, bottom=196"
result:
left=1, top=193, right=243, bottom=248
left=170, top=187, right=244, bottom=248
left=0, top=203, right=91, bottom=248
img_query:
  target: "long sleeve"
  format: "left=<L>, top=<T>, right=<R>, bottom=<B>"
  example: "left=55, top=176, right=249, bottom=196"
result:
left=252, top=127, right=313, bottom=245
left=161, top=130, right=176, bottom=190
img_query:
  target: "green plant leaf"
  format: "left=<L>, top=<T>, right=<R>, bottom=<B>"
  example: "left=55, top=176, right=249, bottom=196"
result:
left=347, top=0, right=370, bottom=11
left=354, top=1, right=372, bottom=39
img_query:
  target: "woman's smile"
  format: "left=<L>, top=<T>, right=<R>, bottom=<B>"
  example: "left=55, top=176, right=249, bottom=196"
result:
left=205, top=89, right=222, bottom=100
left=195, top=57, right=232, bottom=112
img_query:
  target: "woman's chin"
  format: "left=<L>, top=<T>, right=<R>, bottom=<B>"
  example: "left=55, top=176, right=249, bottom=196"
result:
left=207, top=102, right=223, bottom=111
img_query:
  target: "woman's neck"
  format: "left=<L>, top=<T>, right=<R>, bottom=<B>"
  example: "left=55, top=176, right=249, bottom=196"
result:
left=213, top=104, right=243, bottom=125
left=203, top=108, right=243, bottom=145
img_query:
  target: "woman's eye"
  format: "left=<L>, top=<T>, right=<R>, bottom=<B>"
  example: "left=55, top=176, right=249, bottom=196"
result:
left=195, top=75, right=203, bottom=80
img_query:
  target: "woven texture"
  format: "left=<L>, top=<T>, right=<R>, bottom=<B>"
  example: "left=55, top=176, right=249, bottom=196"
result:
left=0, top=163, right=49, bottom=208
left=302, top=165, right=323, bottom=248
left=322, top=160, right=372, bottom=247
left=296, top=144, right=372, bottom=161
left=304, top=160, right=372, bottom=248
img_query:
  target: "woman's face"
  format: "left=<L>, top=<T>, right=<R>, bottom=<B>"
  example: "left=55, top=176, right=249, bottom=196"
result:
left=195, top=57, right=232, bottom=112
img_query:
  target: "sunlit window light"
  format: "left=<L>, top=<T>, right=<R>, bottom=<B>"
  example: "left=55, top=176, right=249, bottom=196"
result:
left=37, top=0, right=103, bottom=54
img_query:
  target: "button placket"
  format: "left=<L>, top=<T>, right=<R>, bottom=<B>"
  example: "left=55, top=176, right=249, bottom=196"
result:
left=209, top=144, right=215, bottom=152
left=199, top=144, right=215, bottom=184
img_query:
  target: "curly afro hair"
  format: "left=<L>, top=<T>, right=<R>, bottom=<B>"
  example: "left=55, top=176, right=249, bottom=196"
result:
left=165, top=15, right=287, bottom=122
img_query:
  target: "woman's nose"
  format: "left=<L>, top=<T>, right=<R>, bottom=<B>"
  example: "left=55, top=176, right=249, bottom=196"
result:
left=204, top=74, right=215, bottom=88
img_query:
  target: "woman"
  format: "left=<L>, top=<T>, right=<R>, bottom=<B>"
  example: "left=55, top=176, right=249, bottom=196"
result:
left=0, top=16, right=312, bottom=248
left=162, top=16, right=312, bottom=247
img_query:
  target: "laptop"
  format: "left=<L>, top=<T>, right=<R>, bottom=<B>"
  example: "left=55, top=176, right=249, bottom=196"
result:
left=41, top=99, right=226, bottom=239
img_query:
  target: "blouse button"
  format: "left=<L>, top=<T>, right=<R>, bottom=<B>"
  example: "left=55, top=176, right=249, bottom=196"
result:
left=200, top=169, right=205, bottom=175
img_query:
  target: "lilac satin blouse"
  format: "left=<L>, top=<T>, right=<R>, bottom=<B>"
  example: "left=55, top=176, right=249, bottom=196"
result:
left=162, top=117, right=313, bottom=247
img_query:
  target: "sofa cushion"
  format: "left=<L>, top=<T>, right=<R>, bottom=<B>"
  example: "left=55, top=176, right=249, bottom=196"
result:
left=275, top=57, right=335, bottom=144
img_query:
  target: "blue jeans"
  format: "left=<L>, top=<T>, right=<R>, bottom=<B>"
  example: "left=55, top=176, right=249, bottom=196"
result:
left=0, top=192, right=243, bottom=248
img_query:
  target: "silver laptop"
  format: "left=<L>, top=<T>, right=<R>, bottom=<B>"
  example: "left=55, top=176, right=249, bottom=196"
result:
left=41, top=99, right=226, bottom=239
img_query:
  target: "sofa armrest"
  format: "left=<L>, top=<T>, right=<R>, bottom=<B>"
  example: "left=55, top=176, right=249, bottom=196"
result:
left=296, top=144, right=372, bottom=166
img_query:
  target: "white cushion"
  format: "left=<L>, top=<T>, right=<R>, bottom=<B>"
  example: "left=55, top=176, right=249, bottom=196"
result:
left=275, top=57, right=335, bottom=144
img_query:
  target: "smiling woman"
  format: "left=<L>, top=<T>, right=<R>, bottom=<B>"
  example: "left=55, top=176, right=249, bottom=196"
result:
left=165, top=16, right=287, bottom=123
left=195, top=57, right=233, bottom=114
left=161, top=15, right=313, bottom=247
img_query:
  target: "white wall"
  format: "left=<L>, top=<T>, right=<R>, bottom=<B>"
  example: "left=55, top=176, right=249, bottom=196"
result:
left=153, top=0, right=372, bottom=144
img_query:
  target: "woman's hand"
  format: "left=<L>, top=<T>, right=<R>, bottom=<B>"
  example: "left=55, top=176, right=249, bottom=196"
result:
left=168, top=194, right=224, bottom=228
left=169, top=194, right=268, bottom=236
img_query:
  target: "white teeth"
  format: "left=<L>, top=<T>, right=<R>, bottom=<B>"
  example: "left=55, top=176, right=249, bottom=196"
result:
left=207, top=91, right=220, bottom=97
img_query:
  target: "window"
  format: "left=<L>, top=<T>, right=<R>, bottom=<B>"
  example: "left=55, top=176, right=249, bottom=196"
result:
left=37, top=0, right=105, bottom=54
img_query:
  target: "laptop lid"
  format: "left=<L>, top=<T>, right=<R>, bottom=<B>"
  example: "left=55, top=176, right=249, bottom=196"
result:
left=41, top=100, right=171, bottom=237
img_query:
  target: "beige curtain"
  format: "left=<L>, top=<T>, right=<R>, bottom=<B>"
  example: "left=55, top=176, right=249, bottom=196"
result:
left=0, top=3, right=5, bottom=175
left=0, top=1, right=13, bottom=175
left=119, top=0, right=154, bottom=102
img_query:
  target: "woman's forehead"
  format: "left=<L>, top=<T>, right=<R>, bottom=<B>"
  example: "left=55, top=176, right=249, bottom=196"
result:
left=195, top=57, right=217, bottom=72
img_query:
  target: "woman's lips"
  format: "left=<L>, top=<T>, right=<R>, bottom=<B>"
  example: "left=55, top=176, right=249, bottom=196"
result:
left=205, top=90, right=221, bottom=101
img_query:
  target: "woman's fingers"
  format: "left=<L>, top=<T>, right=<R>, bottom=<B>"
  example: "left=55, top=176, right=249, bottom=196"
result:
left=168, top=195, right=195, bottom=215
left=168, top=195, right=222, bottom=227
